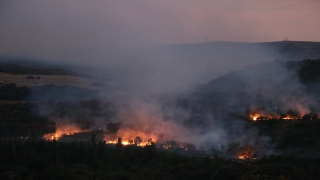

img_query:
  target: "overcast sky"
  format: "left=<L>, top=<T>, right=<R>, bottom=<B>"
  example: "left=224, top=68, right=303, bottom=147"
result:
left=1, top=0, right=320, bottom=56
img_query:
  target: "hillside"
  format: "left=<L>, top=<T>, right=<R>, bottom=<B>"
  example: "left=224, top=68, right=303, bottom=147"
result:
left=260, top=41, right=320, bottom=60
left=178, top=59, right=320, bottom=157
left=0, top=73, right=109, bottom=91
left=0, top=60, right=111, bottom=91
left=194, top=59, right=320, bottom=120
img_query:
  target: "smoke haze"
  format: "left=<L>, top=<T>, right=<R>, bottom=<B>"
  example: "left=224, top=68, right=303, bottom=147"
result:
left=1, top=0, right=319, bottom=92
left=1, top=0, right=320, bottom=157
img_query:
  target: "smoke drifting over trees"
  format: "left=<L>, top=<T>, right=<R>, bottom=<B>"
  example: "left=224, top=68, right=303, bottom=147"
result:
left=25, top=57, right=320, bottom=158
left=1, top=1, right=320, bottom=159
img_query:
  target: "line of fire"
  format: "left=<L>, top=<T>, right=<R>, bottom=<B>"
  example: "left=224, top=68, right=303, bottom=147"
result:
left=43, top=122, right=203, bottom=154
left=42, top=121, right=263, bottom=161
left=40, top=108, right=320, bottom=161
left=249, top=113, right=319, bottom=121
left=236, top=110, right=319, bottom=121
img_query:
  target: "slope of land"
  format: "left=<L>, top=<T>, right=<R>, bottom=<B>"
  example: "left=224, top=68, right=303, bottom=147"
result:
left=0, top=73, right=109, bottom=91
left=0, top=59, right=110, bottom=91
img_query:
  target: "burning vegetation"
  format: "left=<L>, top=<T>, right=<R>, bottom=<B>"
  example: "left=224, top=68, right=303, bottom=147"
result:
left=42, top=120, right=216, bottom=158
left=43, top=122, right=152, bottom=146
left=236, top=146, right=258, bottom=160
left=43, top=123, right=83, bottom=140
left=43, top=120, right=268, bottom=160
left=249, top=114, right=301, bottom=121
left=248, top=111, right=319, bottom=121
left=238, top=151, right=257, bottom=160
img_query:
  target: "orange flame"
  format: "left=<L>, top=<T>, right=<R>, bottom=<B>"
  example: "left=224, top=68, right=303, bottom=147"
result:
left=249, top=112, right=303, bottom=121
left=43, top=123, right=83, bottom=141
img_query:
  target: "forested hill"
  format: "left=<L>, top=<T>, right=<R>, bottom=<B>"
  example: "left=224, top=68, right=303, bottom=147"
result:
left=285, top=59, right=320, bottom=83
left=182, top=59, right=320, bottom=158
left=194, top=59, right=320, bottom=118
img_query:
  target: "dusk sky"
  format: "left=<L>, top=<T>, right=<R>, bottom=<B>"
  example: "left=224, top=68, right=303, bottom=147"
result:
left=0, top=0, right=320, bottom=57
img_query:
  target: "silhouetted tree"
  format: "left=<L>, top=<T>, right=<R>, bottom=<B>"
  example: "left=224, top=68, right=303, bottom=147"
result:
left=134, top=136, right=142, bottom=146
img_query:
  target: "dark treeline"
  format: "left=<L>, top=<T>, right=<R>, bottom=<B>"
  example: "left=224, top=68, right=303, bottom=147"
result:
left=253, top=120, right=320, bottom=157
left=0, top=61, right=74, bottom=75
left=284, top=59, right=320, bottom=84
left=1, top=139, right=320, bottom=180
left=0, top=102, right=55, bottom=137
left=0, top=98, right=112, bottom=138
left=0, top=83, right=99, bottom=101
left=29, top=84, right=99, bottom=101
left=0, top=83, right=29, bottom=100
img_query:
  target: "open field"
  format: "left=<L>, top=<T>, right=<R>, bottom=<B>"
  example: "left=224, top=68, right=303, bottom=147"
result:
left=0, top=73, right=110, bottom=91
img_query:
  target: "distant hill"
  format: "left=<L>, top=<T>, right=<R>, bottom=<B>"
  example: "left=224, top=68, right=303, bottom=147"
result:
left=259, top=41, right=320, bottom=60
left=1, top=40, right=320, bottom=84
left=167, top=41, right=320, bottom=60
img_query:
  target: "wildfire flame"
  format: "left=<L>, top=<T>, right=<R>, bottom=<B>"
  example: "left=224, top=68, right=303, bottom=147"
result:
left=104, top=128, right=157, bottom=146
left=43, top=122, right=157, bottom=147
left=249, top=112, right=302, bottom=121
left=43, top=123, right=83, bottom=141
left=250, top=115, right=258, bottom=121
left=238, top=151, right=257, bottom=160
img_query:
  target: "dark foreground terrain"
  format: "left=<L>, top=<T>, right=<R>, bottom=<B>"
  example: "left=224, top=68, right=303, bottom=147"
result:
left=1, top=139, right=320, bottom=180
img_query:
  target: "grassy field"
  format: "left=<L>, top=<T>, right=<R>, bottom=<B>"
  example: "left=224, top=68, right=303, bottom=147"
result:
left=0, top=73, right=110, bottom=91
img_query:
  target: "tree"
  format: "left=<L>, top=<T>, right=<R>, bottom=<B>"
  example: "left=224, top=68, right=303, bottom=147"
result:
left=147, top=138, right=154, bottom=146
left=117, top=137, right=122, bottom=145
left=91, top=134, right=96, bottom=144
left=134, top=136, right=142, bottom=146
left=128, top=139, right=134, bottom=145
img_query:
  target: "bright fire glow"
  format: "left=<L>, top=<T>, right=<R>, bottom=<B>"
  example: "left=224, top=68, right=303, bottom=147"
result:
left=238, top=152, right=252, bottom=160
left=238, top=155, right=246, bottom=160
left=250, top=114, right=259, bottom=121
left=43, top=109, right=185, bottom=148
left=43, top=122, right=158, bottom=147
left=249, top=112, right=302, bottom=121
left=43, top=123, right=83, bottom=141
left=104, top=138, right=154, bottom=147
